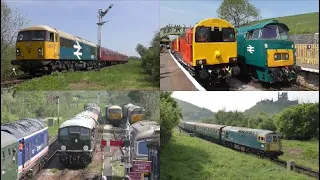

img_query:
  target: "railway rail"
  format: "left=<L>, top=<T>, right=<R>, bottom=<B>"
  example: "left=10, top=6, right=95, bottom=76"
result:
left=178, top=127, right=319, bottom=179
left=1, top=75, right=32, bottom=88
left=169, top=50, right=317, bottom=91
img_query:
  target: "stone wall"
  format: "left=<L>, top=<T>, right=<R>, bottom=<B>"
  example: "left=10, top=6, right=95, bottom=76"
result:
left=289, top=33, right=319, bottom=44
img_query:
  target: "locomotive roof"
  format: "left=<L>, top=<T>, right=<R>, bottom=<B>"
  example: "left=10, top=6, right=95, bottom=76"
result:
left=236, top=20, right=289, bottom=33
left=196, top=123, right=226, bottom=129
left=184, top=121, right=197, bottom=125
left=1, top=131, right=18, bottom=148
left=19, top=25, right=97, bottom=47
left=135, top=125, right=160, bottom=141
left=195, top=18, right=234, bottom=28
left=131, top=121, right=159, bottom=133
left=59, top=117, right=97, bottom=129
left=107, top=105, right=122, bottom=109
left=1, top=118, right=47, bottom=139
left=223, top=126, right=275, bottom=136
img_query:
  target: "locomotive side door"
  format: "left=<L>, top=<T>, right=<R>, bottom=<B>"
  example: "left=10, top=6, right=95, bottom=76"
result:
left=55, top=33, right=60, bottom=59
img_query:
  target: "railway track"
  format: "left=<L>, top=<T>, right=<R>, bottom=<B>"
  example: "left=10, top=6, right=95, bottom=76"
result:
left=178, top=127, right=319, bottom=179
left=32, top=137, right=59, bottom=180
left=1, top=75, right=32, bottom=88
left=170, top=51, right=316, bottom=91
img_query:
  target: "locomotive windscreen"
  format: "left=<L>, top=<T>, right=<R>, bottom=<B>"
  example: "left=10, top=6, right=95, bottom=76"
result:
left=17, top=30, right=47, bottom=41
left=261, top=25, right=288, bottom=40
left=195, top=26, right=235, bottom=43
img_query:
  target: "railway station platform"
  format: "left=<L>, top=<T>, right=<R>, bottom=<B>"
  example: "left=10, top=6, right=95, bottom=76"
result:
left=160, top=51, right=198, bottom=91
left=297, top=62, right=319, bottom=73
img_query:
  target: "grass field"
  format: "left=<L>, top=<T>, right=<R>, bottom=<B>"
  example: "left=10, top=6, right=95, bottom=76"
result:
left=15, top=60, right=159, bottom=90
left=160, top=130, right=314, bottom=180
left=253, top=12, right=319, bottom=35
left=279, top=140, right=319, bottom=171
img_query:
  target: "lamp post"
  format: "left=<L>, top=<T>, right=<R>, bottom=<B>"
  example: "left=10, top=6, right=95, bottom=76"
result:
left=97, top=4, right=113, bottom=71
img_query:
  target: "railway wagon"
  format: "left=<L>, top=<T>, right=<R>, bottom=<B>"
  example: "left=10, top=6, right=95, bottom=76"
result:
left=106, top=105, right=123, bottom=127
left=171, top=18, right=241, bottom=85
left=1, top=118, right=49, bottom=180
left=236, top=20, right=301, bottom=83
left=147, top=139, right=160, bottom=180
left=195, top=123, right=226, bottom=140
left=58, top=115, right=98, bottom=166
left=12, top=25, right=128, bottom=75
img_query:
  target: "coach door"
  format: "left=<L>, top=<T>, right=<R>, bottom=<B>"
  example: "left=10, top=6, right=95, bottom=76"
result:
left=54, top=33, right=60, bottom=59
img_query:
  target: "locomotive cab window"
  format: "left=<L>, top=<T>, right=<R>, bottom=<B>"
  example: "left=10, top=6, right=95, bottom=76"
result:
left=59, top=128, right=69, bottom=136
left=81, top=128, right=90, bottom=136
left=48, top=32, right=54, bottom=42
left=261, top=25, right=288, bottom=40
left=195, top=26, right=235, bottom=42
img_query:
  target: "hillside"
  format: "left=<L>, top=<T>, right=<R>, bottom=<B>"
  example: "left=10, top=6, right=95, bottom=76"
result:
left=161, top=130, right=313, bottom=180
left=250, top=12, right=319, bottom=34
left=174, top=98, right=213, bottom=121
left=243, top=97, right=299, bottom=117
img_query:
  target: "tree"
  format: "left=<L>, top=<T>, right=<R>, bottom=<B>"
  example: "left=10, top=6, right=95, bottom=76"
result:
left=1, top=1, right=29, bottom=78
left=135, top=44, right=147, bottom=57
left=160, top=92, right=182, bottom=147
left=216, top=0, right=260, bottom=27
left=275, top=103, right=319, bottom=140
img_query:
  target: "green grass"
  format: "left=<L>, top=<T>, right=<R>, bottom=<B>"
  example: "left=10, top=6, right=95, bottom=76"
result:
left=47, top=117, right=65, bottom=141
left=279, top=140, right=319, bottom=171
left=161, top=130, right=314, bottom=180
left=15, top=60, right=159, bottom=90
left=253, top=12, right=319, bottom=35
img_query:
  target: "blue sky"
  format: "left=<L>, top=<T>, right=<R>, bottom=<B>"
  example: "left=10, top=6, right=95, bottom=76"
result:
left=7, top=0, right=160, bottom=56
left=160, top=0, right=319, bottom=28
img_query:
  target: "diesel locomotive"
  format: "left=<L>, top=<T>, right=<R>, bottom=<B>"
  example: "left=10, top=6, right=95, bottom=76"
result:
left=170, top=18, right=241, bottom=85
left=12, top=25, right=128, bottom=75
left=179, top=121, right=283, bottom=158
left=1, top=118, right=49, bottom=180
left=122, top=103, right=146, bottom=125
left=106, top=105, right=123, bottom=127
left=130, top=121, right=160, bottom=179
left=236, top=20, right=301, bottom=83
left=58, top=107, right=100, bottom=166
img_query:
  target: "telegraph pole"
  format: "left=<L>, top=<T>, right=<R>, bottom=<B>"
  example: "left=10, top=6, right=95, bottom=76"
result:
left=97, top=4, right=113, bottom=71
left=124, top=115, right=131, bottom=176
left=57, top=96, right=60, bottom=125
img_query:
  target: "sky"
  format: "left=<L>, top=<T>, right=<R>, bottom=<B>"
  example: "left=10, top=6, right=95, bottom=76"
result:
left=171, top=91, right=319, bottom=112
left=160, top=0, right=319, bottom=29
left=6, top=0, right=160, bottom=57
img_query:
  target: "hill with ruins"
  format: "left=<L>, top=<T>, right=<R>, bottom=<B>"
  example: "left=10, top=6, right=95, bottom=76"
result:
left=244, top=92, right=299, bottom=117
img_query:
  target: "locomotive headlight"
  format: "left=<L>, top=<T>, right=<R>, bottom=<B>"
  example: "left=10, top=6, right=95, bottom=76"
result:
left=83, top=145, right=89, bottom=151
left=16, top=48, right=20, bottom=56
left=274, top=53, right=281, bottom=60
left=264, top=43, right=268, bottom=48
left=61, top=145, right=66, bottom=150
left=38, top=48, right=43, bottom=56
left=196, top=59, right=206, bottom=65
left=282, top=53, right=289, bottom=60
